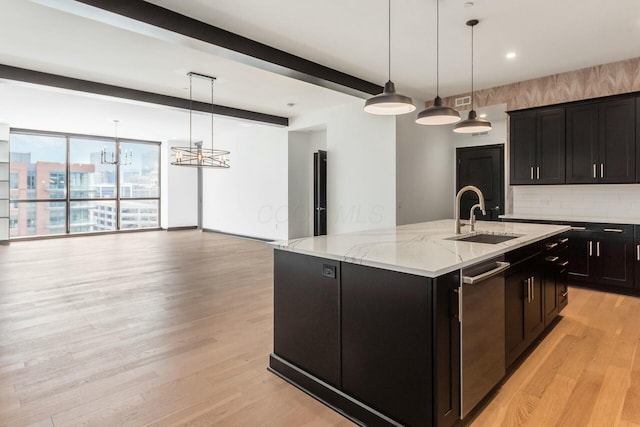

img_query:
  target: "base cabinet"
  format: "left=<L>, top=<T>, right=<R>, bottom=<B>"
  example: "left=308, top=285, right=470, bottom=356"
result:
left=273, top=251, right=341, bottom=387
left=566, top=224, right=635, bottom=290
left=341, top=264, right=433, bottom=426
left=635, top=226, right=640, bottom=289
left=271, top=250, right=460, bottom=427
left=272, top=243, right=564, bottom=426
left=505, top=261, right=544, bottom=367
left=342, top=263, right=459, bottom=427
left=542, top=237, right=570, bottom=325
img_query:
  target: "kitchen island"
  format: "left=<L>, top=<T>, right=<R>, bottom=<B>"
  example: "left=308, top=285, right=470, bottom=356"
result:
left=268, top=219, right=570, bottom=427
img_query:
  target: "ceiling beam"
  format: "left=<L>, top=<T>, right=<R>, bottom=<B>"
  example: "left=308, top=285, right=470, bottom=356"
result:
left=30, top=0, right=383, bottom=99
left=0, top=64, right=289, bottom=126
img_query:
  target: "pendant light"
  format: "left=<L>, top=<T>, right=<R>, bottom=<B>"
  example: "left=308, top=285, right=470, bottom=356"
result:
left=171, top=72, right=230, bottom=168
left=364, top=0, right=416, bottom=115
left=453, top=19, right=492, bottom=133
left=415, top=0, right=461, bottom=125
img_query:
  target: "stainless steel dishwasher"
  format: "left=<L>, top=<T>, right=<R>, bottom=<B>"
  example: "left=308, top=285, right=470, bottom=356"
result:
left=460, top=256, right=510, bottom=418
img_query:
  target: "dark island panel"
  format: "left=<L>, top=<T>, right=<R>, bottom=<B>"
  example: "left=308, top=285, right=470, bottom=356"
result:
left=273, top=250, right=341, bottom=388
left=341, top=263, right=434, bottom=427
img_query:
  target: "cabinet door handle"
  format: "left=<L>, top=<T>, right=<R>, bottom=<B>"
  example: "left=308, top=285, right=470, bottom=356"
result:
left=559, top=238, right=569, bottom=244
left=561, top=291, right=568, bottom=298
left=530, top=166, right=534, bottom=180
left=524, top=278, right=530, bottom=303
left=453, top=288, right=462, bottom=322
left=600, top=163, right=604, bottom=178
left=531, top=276, right=535, bottom=301
left=637, top=244, right=639, bottom=262
left=546, top=256, right=559, bottom=262
left=596, top=241, right=600, bottom=257
left=589, top=240, right=593, bottom=256
left=545, top=242, right=558, bottom=250
left=603, top=228, right=623, bottom=233
left=558, top=261, right=569, bottom=267
left=536, top=166, right=540, bottom=180
left=571, top=226, right=586, bottom=231
left=593, top=163, right=597, bottom=178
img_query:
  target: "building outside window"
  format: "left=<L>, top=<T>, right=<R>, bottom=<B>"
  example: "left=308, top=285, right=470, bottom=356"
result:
left=9, top=130, right=161, bottom=238
left=9, top=172, right=18, bottom=189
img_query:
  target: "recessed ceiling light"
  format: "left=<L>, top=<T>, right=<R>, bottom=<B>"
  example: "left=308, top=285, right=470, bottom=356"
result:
left=464, top=2, right=474, bottom=8
left=479, top=113, right=487, bottom=118
left=506, top=52, right=517, bottom=59
left=287, top=102, right=296, bottom=107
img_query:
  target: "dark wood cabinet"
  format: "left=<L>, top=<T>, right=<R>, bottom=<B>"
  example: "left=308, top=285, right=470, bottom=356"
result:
left=566, top=98, right=636, bottom=183
left=505, top=247, right=544, bottom=368
left=433, top=272, right=461, bottom=427
left=537, top=108, right=566, bottom=184
left=635, top=226, right=640, bottom=289
left=566, top=224, right=635, bottom=290
left=341, top=264, right=460, bottom=427
left=542, top=237, right=569, bottom=326
left=599, top=98, right=636, bottom=183
left=510, top=111, right=537, bottom=185
left=271, top=250, right=461, bottom=427
left=567, top=232, right=590, bottom=282
left=566, top=103, right=599, bottom=183
left=637, top=98, right=640, bottom=182
left=341, top=263, right=434, bottom=427
left=273, top=251, right=341, bottom=387
left=510, top=108, right=565, bottom=185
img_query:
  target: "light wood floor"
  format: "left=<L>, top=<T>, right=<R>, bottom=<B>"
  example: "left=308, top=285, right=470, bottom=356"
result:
left=0, top=231, right=639, bottom=427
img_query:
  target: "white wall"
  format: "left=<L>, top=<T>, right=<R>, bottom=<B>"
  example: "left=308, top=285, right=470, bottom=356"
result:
left=201, top=124, right=289, bottom=240
left=161, top=139, right=198, bottom=229
left=395, top=113, right=456, bottom=225
left=289, top=100, right=396, bottom=234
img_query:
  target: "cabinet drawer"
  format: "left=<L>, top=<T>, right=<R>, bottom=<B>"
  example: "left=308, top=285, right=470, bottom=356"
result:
left=565, top=223, right=633, bottom=240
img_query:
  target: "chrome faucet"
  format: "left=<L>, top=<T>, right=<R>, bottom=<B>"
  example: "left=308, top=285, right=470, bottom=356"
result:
left=455, top=185, right=486, bottom=234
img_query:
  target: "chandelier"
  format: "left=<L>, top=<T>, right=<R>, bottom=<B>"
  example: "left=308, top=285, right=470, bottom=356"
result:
left=171, top=72, right=230, bottom=168
left=101, top=120, right=133, bottom=165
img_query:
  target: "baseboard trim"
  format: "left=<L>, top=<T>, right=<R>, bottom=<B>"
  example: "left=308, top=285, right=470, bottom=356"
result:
left=202, top=228, right=274, bottom=243
left=166, top=226, right=198, bottom=231
left=268, top=353, right=402, bottom=427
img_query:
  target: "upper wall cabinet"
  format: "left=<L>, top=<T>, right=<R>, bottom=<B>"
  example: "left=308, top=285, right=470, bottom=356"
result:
left=637, top=98, right=640, bottom=183
left=510, top=93, right=638, bottom=186
left=510, top=108, right=565, bottom=185
left=566, top=98, right=636, bottom=184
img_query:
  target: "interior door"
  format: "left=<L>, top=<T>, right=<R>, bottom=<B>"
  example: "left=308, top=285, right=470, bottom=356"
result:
left=456, top=144, right=504, bottom=221
left=313, top=150, right=327, bottom=236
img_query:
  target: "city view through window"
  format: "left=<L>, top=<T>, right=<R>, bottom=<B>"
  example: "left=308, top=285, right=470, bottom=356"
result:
left=9, top=130, right=160, bottom=238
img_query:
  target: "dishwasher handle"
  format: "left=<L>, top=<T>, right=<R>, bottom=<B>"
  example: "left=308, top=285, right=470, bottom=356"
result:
left=463, top=261, right=511, bottom=284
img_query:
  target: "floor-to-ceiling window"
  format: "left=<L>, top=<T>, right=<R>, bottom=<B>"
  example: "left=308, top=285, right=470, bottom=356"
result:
left=9, top=129, right=160, bottom=238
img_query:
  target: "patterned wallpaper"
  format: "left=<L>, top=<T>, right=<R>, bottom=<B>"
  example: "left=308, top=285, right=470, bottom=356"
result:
left=437, top=56, right=640, bottom=218
left=435, top=57, right=640, bottom=111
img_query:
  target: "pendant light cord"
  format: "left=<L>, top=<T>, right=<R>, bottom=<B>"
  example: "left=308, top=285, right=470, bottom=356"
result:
left=470, top=23, right=474, bottom=110
left=388, top=0, right=391, bottom=81
left=211, top=79, right=214, bottom=151
left=189, top=73, right=193, bottom=150
left=436, top=0, right=439, bottom=96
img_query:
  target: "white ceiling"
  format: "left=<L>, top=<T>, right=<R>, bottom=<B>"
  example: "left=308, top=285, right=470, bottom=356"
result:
left=1, top=0, right=639, bottom=123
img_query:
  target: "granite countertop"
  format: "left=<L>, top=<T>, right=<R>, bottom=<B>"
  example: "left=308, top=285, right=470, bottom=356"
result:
left=500, top=213, right=640, bottom=225
left=269, top=219, right=570, bottom=278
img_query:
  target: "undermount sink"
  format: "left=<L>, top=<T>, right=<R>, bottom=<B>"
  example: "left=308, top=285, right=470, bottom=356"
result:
left=447, top=233, right=522, bottom=244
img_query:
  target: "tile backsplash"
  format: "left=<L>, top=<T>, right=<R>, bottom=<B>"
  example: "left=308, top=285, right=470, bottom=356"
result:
left=512, top=185, right=640, bottom=220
